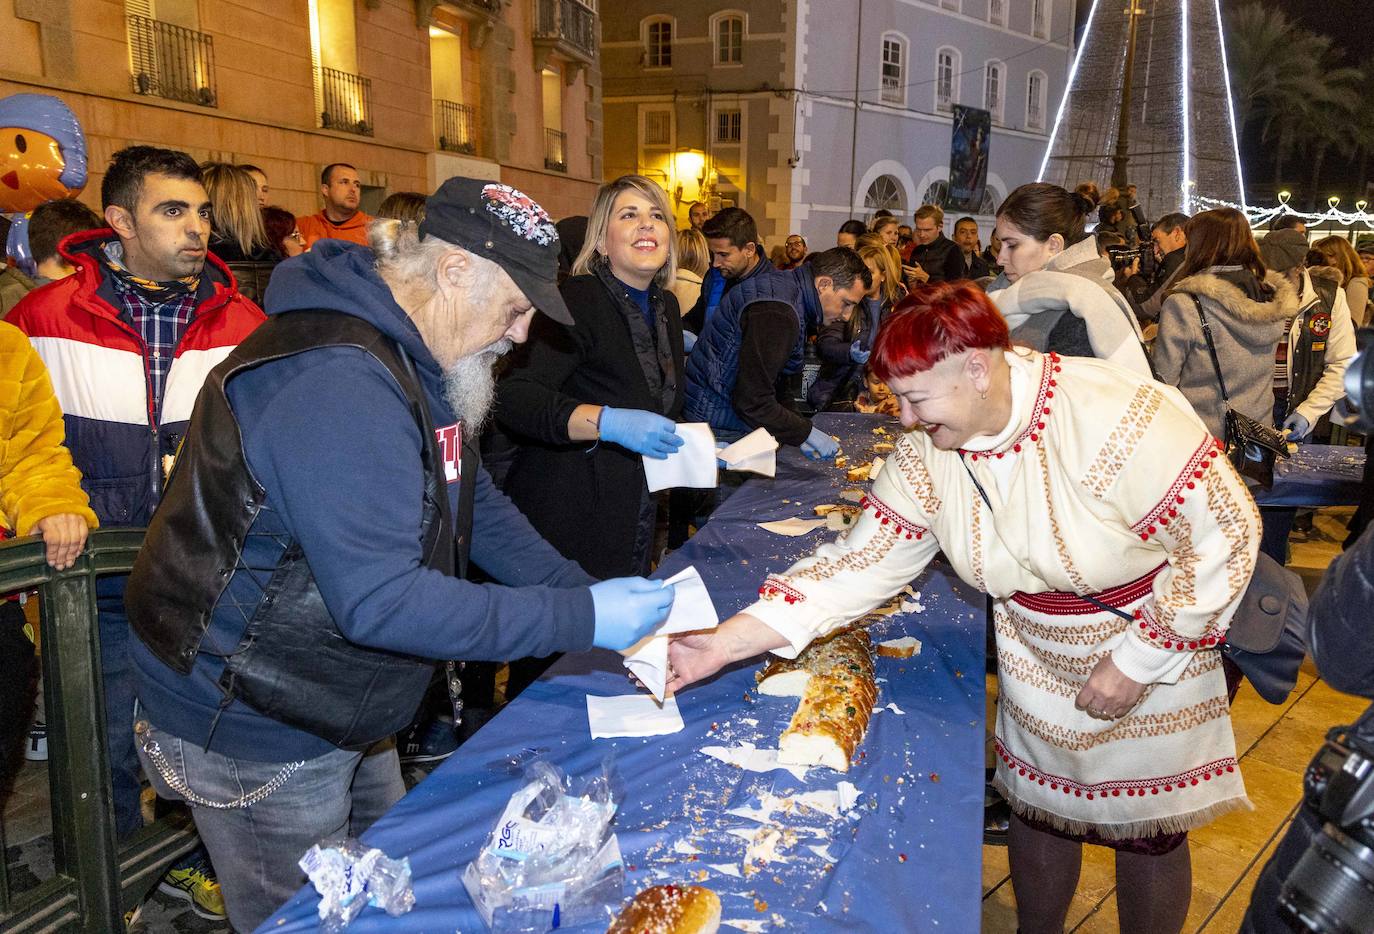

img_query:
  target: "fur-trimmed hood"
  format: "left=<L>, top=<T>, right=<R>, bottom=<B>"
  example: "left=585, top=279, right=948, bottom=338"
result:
left=1170, top=268, right=1298, bottom=327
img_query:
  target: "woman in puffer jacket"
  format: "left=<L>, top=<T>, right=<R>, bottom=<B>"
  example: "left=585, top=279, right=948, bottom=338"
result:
left=1152, top=208, right=1298, bottom=441
left=1, top=319, right=97, bottom=778
left=986, top=183, right=1152, bottom=376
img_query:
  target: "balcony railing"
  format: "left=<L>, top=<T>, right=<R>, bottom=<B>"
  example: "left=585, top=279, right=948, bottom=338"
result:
left=127, top=15, right=217, bottom=107
left=880, top=73, right=902, bottom=104
left=544, top=128, right=567, bottom=172
left=435, top=99, right=477, bottom=154
left=533, top=0, right=597, bottom=63
left=317, top=65, right=374, bottom=136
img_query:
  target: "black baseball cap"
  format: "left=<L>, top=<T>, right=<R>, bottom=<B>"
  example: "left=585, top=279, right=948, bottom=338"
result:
left=419, top=177, right=573, bottom=325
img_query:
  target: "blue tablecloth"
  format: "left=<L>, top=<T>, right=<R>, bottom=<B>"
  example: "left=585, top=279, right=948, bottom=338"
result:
left=260, top=413, right=986, bottom=933
left=1252, top=444, right=1366, bottom=507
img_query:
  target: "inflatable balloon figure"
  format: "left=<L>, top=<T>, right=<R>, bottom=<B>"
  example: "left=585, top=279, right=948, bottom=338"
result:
left=0, top=93, right=88, bottom=213
left=0, top=93, right=87, bottom=275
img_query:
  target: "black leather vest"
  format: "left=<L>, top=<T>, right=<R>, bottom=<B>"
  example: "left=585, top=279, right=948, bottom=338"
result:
left=1287, top=275, right=1338, bottom=418
left=126, top=310, right=475, bottom=749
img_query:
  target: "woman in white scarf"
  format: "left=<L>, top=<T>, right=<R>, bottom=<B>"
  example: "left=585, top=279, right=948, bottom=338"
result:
left=987, top=183, right=1151, bottom=377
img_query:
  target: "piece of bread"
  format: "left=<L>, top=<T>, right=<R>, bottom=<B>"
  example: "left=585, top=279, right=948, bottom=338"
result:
left=758, top=629, right=877, bottom=773
left=606, top=884, right=721, bottom=934
left=876, top=636, right=922, bottom=658
left=873, top=442, right=895, bottom=454
left=813, top=503, right=860, bottom=520
left=845, top=462, right=872, bottom=482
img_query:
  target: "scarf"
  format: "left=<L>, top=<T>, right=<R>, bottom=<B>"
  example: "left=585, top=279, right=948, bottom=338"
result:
left=102, top=241, right=200, bottom=299
left=591, top=261, right=678, bottom=415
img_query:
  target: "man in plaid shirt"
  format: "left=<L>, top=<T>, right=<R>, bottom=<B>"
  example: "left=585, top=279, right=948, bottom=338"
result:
left=7, top=146, right=265, bottom=922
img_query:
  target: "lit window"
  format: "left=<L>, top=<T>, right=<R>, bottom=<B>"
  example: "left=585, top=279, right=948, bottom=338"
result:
left=881, top=36, right=904, bottom=104
left=715, top=109, right=742, bottom=144
left=646, top=19, right=672, bottom=68
left=715, top=15, right=743, bottom=65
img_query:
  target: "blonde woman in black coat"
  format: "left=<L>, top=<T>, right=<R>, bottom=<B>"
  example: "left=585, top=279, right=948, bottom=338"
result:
left=497, top=176, right=685, bottom=579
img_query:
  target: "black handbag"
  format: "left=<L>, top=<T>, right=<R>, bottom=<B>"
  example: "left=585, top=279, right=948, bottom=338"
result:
left=1220, top=550, right=1308, bottom=704
left=1191, top=295, right=1291, bottom=488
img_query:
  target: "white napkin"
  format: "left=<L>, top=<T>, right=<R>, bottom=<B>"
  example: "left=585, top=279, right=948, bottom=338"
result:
left=623, top=566, right=720, bottom=700
left=757, top=517, right=827, bottom=536
left=587, top=693, right=684, bottom=738
left=643, top=423, right=718, bottom=492
left=719, top=428, right=778, bottom=477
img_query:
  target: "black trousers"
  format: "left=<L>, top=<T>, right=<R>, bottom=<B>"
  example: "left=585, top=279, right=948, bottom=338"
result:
left=0, top=600, right=36, bottom=787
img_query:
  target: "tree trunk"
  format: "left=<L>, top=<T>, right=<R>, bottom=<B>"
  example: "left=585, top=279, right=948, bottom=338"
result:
left=1358, top=147, right=1370, bottom=197
left=1310, top=146, right=1327, bottom=205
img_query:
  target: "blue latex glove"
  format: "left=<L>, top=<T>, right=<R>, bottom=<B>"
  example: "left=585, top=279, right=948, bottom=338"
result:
left=849, top=340, right=870, bottom=365
left=1281, top=412, right=1310, bottom=440
left=599, top=407, right=684, bottom=459
left=800, top=425, right=839, bottom=460
left=682, top=330, right=698, bottom=353
left=589, top=577, right=677, bottom=650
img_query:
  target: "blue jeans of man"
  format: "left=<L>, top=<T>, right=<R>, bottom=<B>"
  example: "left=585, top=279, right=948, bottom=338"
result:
left=134, top=713, right=406, bottom=933
left=98, top=575, right=144, bottom=838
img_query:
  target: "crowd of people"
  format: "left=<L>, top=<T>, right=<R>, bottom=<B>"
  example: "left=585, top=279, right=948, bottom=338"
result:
left=0, top=145, right=1368, bottom=933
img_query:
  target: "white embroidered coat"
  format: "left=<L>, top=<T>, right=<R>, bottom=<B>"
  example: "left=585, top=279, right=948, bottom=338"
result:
left=747, top=350, right=1257, bottom=838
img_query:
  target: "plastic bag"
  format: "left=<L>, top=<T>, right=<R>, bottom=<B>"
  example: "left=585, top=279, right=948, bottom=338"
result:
left=462, top=758, right=624, bottom=932
left=299, top=838, right=415, bottom=932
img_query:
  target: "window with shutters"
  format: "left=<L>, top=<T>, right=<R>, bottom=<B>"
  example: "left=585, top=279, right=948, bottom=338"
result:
left=715, top=109, right=742, bottom=144
left=643, top=109, right=672, bottom=147
left=1026, top=70, right=1046, bottom=130
left=984, top=61, right=1004, bottom=122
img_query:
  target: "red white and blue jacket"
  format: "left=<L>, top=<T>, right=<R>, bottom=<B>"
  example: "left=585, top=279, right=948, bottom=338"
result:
left=6, top=229, right=265, bottom=527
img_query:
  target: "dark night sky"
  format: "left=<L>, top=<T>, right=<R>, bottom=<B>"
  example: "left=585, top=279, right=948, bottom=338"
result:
left=1270, top=0, right=1372, bottom=63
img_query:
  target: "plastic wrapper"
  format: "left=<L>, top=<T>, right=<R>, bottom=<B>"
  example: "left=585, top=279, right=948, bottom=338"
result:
left=299, top=838, right=415, bottom=931
left=462, top=758, right=623, bottom=932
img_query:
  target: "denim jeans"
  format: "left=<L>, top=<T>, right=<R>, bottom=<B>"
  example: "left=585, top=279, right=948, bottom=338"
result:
left=134, top=715, right=405, bottom=933
left=97, top=575, right=145, bottom=838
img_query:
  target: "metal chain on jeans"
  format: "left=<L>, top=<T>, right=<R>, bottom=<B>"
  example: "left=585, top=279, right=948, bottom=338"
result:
left=136, top=723, right=305, bottom=810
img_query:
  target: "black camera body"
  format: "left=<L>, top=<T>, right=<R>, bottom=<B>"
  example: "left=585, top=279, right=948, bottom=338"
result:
left=1279, top=725, right=1374, bottom=932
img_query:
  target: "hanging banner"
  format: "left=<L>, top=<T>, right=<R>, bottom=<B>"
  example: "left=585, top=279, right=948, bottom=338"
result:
left=946, top=105, right=991, bottom=213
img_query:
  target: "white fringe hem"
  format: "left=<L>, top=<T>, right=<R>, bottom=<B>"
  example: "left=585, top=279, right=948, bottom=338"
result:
left=995, top=777, right=1253, bottom=840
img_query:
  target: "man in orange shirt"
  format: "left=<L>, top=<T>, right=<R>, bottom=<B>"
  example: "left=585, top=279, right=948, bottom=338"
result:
left=296, top=163, right=373, bottom=248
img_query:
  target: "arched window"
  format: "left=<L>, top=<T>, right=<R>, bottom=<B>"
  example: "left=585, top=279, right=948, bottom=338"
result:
left=864, top=175, right=906, bottom=215
left=1032, top=0, right=1049, bottom=38
left=1026, top=70, right=1047, bottom=131
left=935, top=47, right=959, bottom=113
left=983, top=61, right=1005, bottom=122
left=642, top=16, right=673, bottom=69
left=880, top=33, right=906, bottom=106
left=712, top=12, right=744, bottom=66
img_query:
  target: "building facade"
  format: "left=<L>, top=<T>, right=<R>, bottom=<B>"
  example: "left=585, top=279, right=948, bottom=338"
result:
left=1, top=0, right=603, bottom=221
left=600, top=0, right=1074, bottom=247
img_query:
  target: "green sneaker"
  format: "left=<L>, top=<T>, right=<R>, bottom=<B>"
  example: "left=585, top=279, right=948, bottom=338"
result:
left=158, top=854, right=226, bottom=921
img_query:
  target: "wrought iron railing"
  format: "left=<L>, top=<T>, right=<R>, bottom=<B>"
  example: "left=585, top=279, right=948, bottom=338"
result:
left=534, top=0, right=597, bottom=61
left=881, top=73, right=902, bottom=104
left=544, top=128, right=568, bottom=172
left=126, top=15, right=217, bottom=107
left=318, top=65, right=374, bottom=136
left=435, top=99, right=477, bottom=154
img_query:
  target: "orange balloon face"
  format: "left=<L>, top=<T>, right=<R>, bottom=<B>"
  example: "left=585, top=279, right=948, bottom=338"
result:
left=0, top=127, right=80, bottom=213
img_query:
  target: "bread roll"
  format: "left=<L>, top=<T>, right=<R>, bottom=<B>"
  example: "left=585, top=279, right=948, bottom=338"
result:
left=757, top=629, right=877, bottom=773
left=606, top=884, right=721, bottom=934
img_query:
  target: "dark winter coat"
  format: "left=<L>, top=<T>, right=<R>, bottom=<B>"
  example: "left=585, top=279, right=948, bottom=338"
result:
left=497, top=266, right=684, bottom=578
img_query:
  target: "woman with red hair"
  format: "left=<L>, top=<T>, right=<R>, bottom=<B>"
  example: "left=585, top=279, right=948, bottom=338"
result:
left=668, top=282, right=1260, bottom=933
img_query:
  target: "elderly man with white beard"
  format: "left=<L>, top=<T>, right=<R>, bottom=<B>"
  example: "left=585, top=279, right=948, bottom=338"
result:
left=123, top=178, right=676, bottom=932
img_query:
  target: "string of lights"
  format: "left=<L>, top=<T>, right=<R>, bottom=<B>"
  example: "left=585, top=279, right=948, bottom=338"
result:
left=1189, top=192, right=1374, bottom=231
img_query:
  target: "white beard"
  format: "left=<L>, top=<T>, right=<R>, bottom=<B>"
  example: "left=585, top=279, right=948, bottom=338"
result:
left=442, top=338, right=512, bottom=434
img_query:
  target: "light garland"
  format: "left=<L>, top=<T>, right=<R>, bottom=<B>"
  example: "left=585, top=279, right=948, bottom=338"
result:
left=1188, top=192, right=1374, bottom=231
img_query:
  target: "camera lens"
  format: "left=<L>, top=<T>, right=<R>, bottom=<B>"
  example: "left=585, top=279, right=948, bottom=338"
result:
left=1280, top=824, right=1374, bottom=933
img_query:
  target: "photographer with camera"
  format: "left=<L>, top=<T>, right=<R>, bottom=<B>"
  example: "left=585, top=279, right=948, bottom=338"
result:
left=1138, top=213, right=1190, bottom=322
left=1241, top=325, right=1374, bottom=934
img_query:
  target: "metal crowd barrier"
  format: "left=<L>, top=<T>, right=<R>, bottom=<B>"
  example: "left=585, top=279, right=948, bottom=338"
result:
left=0, top=530, right=198, bottom=933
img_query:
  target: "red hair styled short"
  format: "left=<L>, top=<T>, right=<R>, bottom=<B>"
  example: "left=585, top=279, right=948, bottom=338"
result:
left=871, top=281, right=1011, bottom=382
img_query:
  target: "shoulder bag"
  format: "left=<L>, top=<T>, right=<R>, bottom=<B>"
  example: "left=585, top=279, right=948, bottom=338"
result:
left=1190, top=294, right=1290, bottom=489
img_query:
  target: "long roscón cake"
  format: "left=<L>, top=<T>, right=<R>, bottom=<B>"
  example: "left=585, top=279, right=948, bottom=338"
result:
left=756, top=628, right=877, bottom=772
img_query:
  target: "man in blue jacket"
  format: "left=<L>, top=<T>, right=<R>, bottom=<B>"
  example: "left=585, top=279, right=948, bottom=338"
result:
left=124, top=178, right=676, bottom=931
